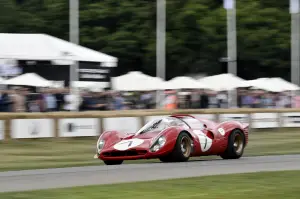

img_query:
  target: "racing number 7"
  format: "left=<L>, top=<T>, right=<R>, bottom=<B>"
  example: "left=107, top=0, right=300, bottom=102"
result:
left=127, top=141, right=133, bottom=147
left=121, top=140, right=133, bottom=147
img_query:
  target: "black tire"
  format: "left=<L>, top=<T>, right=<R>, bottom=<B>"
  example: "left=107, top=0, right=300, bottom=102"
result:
left=159, top=155, right=172, bottom=162
left=220, top=129, right=245, bottom=159
left=160, top=132, right=192, bottom=162
left=103, top=160, right=123, bottom=165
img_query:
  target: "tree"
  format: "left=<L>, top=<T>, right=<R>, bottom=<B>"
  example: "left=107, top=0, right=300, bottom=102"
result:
left=236, top=0, right=290, bottom=79
left=0, top=0, right=293, bottom=80
left=0, top=0, right=19, bottom=32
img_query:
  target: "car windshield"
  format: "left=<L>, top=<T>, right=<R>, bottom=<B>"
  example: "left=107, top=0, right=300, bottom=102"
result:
left=136, top=117, right=188, bottom=135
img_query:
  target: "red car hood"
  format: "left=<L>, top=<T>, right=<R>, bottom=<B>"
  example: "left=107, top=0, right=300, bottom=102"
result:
left=104, top=131, right=161, bottom=151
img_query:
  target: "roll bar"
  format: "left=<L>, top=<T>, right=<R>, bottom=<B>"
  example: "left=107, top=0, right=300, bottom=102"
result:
left=170, top=114, right=195, bottom=119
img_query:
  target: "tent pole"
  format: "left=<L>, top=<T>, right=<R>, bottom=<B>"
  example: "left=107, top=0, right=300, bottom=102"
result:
left=69, top=0, right=79, bottom=111
left=291, top=0, right=300, bottom=92
left=225, top=0, right=237, bottom=108
left=156, top=0, right=166, bottom=109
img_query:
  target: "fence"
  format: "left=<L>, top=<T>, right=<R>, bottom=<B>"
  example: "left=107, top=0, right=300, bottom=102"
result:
left=1, top=108, right=300, bottom=140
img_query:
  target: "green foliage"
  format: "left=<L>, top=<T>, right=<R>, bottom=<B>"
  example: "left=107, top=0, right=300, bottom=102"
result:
left=0, top=0, right=291, bottom=79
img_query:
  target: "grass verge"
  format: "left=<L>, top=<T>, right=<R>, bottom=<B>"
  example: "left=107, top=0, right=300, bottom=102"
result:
left=1, top=170, right=299, bottom=198
left=0, top=128, right=300, bottom=171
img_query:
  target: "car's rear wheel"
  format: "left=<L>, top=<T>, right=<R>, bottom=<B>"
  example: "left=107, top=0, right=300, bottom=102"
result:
left=160, top=132, right=192, bottom=162
left=220, top=129, right=245, bottom=159
left=103, top=160, right=123, bottom=165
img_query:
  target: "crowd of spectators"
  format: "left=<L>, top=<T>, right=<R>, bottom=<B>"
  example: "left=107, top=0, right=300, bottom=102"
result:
left=162, top=89, right=293, bottom=109
left=0, top=86, right=294, bottom=112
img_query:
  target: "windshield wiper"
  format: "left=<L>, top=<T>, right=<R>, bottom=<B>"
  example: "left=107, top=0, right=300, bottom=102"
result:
left=141, top=119, right=162, bottom=133
left=152, top=119, right=162, bottom=128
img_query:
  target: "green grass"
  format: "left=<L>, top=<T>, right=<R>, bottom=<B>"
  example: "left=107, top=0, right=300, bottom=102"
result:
left=0, top=128, right=300, bottom=171
left=1, top=170, right=300, bottom=198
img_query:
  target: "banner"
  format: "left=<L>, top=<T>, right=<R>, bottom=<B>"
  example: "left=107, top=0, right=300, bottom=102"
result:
left=251, top=113, right=278, bottom=128
left=281, top=112, right=300, bottom=127
left=59, top=118, right=99, bottom=137
left=78, top=62, right=111, bottom=82
left=19, top=61, right=113, bottom=87
left=11, top=119, right=54, bottom=138
left=103, top=117, right=141, bottom=133
left=219, top=114, right=248, bottom=123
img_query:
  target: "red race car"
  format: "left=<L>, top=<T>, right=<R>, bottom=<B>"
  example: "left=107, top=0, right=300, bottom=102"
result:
left=94, top=114, right=249, bottom=165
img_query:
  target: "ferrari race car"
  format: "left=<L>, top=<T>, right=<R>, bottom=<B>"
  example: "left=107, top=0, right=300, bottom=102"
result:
left=94, top=114, right=249, bottom=165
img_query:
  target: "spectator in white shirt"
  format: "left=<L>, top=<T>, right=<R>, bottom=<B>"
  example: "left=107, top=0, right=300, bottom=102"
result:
left=63, top=88, right=81, bottom=111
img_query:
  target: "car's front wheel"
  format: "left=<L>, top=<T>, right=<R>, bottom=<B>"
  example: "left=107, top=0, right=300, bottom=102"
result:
left=160, top=132, right=192, bottom=162
left=103, top=160, right=124, bottom=165
left=159, top=155, right=172, bottom=162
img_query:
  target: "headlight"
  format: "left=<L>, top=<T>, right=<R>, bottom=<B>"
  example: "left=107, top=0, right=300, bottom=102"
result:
left=157, top=136, right=166, bottom=146
left=152, top=145, right=160, bottom=152
left=97, top=139, right=105, bottom=152
left=150, top=136, right=166, bottom=152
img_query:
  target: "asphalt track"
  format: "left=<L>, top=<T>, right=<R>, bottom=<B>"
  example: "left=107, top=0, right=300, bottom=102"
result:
left=1, top=154, right=300, bottom=193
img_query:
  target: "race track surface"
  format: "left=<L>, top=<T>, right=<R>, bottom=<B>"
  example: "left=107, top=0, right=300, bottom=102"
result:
left=1, top=154, right=300, bottom=193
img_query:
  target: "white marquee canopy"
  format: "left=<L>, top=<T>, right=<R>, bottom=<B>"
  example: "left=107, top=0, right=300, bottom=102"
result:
left=4, top=73, right=53, bottom=87
left=163, top=76, right=210, bottom=90
left=112, top=71, right=164, bottom=91
left=242, top=77, right=300, bottom=92
left=0, top=33, right=117, bottom=66
left=3, top=71, right=298, bottom=93
left=198, top=73, right=249, bottom=91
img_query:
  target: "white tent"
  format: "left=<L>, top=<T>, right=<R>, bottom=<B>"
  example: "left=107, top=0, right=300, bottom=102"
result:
left=4, top=73, right=53, bottom=87
left=112, top=71, right=164, bottom=91
left=198, top=73, right=248, bottom=91
left=270, top=78, right=299, bottom=91
left=237, top=78, right=266, bottom=89
left=0, top=33, right=117, bottom=65
left=243, top=77, right=300, bottom=92
left=162, top=76, right=210, bottom=90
